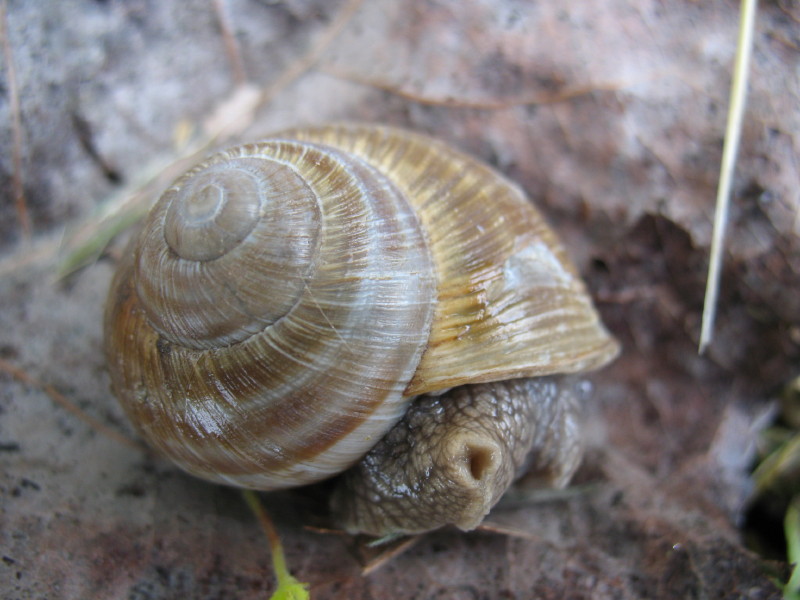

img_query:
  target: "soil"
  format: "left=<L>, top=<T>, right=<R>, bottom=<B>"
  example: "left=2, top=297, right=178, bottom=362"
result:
left=1, top=1, right=797, bottom=598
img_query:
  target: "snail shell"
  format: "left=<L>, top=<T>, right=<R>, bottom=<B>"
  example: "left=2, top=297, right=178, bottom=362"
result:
left=104, top=124, right=618, bottom=534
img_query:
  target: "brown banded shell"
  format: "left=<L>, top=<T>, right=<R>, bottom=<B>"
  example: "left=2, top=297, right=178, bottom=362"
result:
left=104, top=123, right=618, bottom=497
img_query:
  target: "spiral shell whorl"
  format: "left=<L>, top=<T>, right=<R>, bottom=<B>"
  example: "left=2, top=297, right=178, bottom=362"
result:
left=163, top=164, right=262, bottom=261
left=134, top=151, right=322, bottom=350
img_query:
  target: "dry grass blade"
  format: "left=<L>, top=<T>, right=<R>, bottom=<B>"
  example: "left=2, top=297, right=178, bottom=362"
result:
left=786, top=498, right=800, bottom=600
left=359, top=535, right=422, bottom=576
left=56, top=190, right=151, bottom=278
left=56, top=154, right=202, bottom=278
left=477, top=521, right=552, bottom=542
left=699, top=0, right=759, bottom=353
left=0, top=0, right=31, bottom=239
left=0, top=357, right=143, bottom=451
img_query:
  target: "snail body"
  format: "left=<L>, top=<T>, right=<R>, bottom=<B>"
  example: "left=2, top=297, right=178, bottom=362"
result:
left=332, top=377, right=583, bottom=535
left=104, top=124, right=618, bottom=535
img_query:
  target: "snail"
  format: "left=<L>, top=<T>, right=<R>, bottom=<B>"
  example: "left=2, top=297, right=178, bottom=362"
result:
left=104, top=123, right=619, bottom=536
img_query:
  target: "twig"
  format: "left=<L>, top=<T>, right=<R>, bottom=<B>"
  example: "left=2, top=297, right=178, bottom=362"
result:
left=360, top=535, right=422, bottom=576
left=477, top=521, right=546, bottom=541
left=0, top=0, right=31, bottom=239
left=0, top=357, right=143, bottom=452
left=321, top=63, right=626, bottom=109
left=257, top=0, right=364, bottom=110
left=212, top=0, right=247, bottom=86
left=777, top=0, right=800, bottom=25
left=698, top=0, right=758, bottom=353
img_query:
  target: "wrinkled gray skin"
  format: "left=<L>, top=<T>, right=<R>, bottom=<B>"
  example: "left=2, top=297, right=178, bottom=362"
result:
left=330, top=376, right=582, bottom=536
